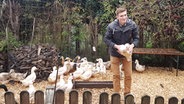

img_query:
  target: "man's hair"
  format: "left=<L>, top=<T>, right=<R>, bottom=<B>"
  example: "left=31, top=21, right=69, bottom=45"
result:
left=115, top=6, right=127, bottom=16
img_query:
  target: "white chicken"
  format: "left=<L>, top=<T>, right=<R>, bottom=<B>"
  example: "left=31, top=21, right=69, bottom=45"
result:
left=20, top=66, right=37, bottom=87
left=119, top=43, right=134, bottom=61
left=48, top=66, right=58, bottom=83
left=9, top=69, right=28, bottom=82
left=135, top=59, right=145, bottom=72
left=120, top=43, right=129, bottom=51
left=27, top=83, right=36, bottom=103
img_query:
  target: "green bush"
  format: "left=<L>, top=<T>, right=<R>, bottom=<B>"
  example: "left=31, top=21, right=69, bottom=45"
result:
left=0, top=32, right=22, bottom=51
left=178, top=41, right=184, bottom=52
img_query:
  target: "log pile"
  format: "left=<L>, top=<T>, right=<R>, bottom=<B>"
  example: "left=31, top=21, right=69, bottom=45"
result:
left=7, top=44, right=59, bottom=81
left=0, top=51, right=5, bottom=71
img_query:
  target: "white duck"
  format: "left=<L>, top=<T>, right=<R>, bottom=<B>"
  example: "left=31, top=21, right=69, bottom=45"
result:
left=71, top=56, right=81, bottom=71
left=135, top=59, right=145, bottom=72
left=9, top=69, right=28, bottom=82
left=65, top=57, right=77, bottom=73
left=103, top=61, right=111, bottom=70
left=20, top=66, right=37, bottom=87
left=96, top=58, right=106, bottom=74
left=72, top=64, right=85, bottom=79
left=79, top=57, right=93, bottom=71
left=80, top=64, right=93, bottom=81
left=80, top=57, right=89, bottom=67
left=48, top=66, right=58, bottom=83
left=27, top=83, right=36, bottom=103
left=56, top=74, right=67, bottom=90
left=65, top=74, right=74, bottom=93
left=58, top=57, right=72, bottom=75
left=72, top=55, right=81, bottom=63
left=0, top=71, right=11, bottom=84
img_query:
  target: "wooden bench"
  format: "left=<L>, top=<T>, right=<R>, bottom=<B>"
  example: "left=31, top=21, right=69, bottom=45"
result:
left=133, top=48, right=184, bottom=76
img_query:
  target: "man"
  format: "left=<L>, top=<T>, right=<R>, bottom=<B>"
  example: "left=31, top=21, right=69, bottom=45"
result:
left=104, top=6, right=139, bottom=95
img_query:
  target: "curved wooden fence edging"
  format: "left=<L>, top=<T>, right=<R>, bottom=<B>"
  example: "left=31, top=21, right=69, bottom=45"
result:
left=4, top=90, right=184, bottom=104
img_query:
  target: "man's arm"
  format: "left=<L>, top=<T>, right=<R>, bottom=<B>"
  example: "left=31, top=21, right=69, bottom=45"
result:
left=104, top=26, right=115, bottom=49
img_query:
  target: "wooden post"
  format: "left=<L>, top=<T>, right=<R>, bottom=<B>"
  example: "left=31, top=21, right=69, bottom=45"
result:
left=141, top=95, right=150, bottom=104
left=35, top=90, right=44, bottom=104
left=83, top=91, right=92, bottom=104
left=4, top=91, right=16, bottom=104
left=55, top=90, right=65, bottom=104
left=20, top=91, right=29, bottom=104
left=69, top=90, right=78, bottom=104
left=111, top=93, right=120, bottom=104
left=125, top=94, right=134, bottom=104
left=99, top=92, right=109, bottom=104
left=154, top=96, right=164, bottom=104
left=168, top=97, right=178, bottom=104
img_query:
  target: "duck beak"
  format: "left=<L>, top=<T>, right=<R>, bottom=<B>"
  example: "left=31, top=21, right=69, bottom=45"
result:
left=33, top=67, right=38, bottom=71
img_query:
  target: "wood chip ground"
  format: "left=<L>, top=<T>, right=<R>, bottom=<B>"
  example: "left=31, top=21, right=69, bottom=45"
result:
left=0, top=67, right=184, bottom=104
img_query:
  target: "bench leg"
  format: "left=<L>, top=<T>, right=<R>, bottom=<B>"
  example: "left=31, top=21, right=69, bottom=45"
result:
left=176, top=56, right=179, bottom=76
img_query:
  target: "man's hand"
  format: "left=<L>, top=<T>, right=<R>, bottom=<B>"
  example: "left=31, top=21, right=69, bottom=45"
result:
left=114, top=44, right=122, bottom=54
left=127, top=44, right=134, bottom=53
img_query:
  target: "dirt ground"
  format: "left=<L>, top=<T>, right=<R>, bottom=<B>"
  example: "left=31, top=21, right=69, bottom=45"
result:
left=1, top=66, right=184, bottom=104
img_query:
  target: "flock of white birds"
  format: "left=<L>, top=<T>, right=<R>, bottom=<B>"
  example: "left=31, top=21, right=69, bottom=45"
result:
left=47, top=56, right=109, bottom=92
left=0, top=55, right=145, bottom=103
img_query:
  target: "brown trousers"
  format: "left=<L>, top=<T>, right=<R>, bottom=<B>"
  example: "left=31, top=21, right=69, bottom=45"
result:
left=110, top=56, right=132, bottom=95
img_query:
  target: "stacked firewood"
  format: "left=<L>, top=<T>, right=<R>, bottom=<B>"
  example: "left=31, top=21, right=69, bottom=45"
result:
left=0, top=52, right=5, bottom=70
left=8, top=44, right=59, bottom=81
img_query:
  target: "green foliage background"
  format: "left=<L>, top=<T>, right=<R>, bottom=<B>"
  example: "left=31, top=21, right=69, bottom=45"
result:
left=0, top=0, right=183, bottom=63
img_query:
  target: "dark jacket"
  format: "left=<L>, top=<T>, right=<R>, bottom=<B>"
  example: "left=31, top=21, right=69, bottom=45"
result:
left=104, top=19, right=139, bottom=57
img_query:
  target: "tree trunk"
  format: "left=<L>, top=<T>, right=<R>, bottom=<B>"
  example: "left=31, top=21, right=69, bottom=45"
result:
left=89, top=18, right=98, bottom=61
left=8, top=0, right=21, bottom=40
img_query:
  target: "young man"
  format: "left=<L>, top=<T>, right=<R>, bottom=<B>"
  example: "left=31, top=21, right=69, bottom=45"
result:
left=104, top=6, right=139, bottom=95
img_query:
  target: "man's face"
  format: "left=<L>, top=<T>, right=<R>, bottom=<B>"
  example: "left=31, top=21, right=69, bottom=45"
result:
left=116, top=11, right=128, bottom=26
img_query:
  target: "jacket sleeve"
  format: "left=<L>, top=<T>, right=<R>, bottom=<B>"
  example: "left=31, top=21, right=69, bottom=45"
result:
left=132, top=24, right=139, bottom=47
left=103, top=25, right=115, bottom=49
